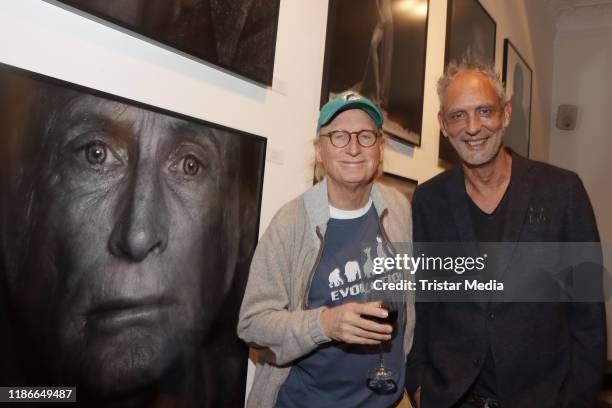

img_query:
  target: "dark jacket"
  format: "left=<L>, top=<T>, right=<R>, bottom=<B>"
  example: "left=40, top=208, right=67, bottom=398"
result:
left=405, top=151, right=606, bottom=408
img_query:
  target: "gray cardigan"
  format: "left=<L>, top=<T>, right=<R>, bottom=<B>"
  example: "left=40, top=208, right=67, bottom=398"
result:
left=237, top=179, right=415, bottom=408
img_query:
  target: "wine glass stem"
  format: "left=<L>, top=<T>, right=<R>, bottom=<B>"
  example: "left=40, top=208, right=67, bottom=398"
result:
left=379, top=342, right=385, bottom=366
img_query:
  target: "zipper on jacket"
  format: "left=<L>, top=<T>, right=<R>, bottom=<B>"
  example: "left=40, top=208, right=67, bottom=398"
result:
left=303, top=226, right=325, bottom=310
left=378, top=208, right=398, bottom=254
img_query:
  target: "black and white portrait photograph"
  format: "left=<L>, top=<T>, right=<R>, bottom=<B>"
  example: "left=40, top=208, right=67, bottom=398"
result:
left=503, top=38, right=533, bottom=157
left=440, top=0, right=496, bottom=164
left=52, top=0, right=281, bottom=85
left=322, top=0, right=429, bottom=146
left=0, top=63, right=266, bottom=407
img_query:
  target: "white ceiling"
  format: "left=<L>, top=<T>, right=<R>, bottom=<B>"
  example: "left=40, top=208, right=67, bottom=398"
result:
left=546, top=0, right=612, bottom=16
left=545, top=0, right=612, bottom=31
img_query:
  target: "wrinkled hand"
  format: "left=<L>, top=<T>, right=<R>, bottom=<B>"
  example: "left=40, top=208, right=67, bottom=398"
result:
left=320, top=301, right=393, bottom=344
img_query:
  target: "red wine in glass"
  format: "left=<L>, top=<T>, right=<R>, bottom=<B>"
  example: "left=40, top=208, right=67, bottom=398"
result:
left=366, top=301, right=399, bottom=393
left=368, top=302, right=399, bottom=328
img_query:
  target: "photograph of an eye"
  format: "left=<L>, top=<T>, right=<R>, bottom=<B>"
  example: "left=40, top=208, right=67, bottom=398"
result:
left=85, top=141, right=107, bottom=164
left=183, top=154, right=201, bottom=176
left=0, top=62, right=266, bottom=408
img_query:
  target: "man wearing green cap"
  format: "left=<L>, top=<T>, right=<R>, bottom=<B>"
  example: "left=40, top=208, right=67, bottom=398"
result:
left=238, top=91, right=414, bottom=407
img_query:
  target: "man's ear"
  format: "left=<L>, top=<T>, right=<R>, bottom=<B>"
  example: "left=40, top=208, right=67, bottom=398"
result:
left=314, top=137, right=322, bottom=163
left=438, top=111, right=449, bottom=137
left=378, top=133, right=385, bottom=160
left=502, top=101, right=512, bottom=128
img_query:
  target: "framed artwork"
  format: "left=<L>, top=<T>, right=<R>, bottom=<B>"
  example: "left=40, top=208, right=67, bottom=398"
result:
left=377, top=172, right=418, bottom=202
left=0, top=62, right=266, bottom=407
left=502, top=39, right=532, bottom=157
left=439, top=0, right=497, bottom=164
left=321, top=0, right=430, bottom=146
left=52, top=0, right=281, bottom=86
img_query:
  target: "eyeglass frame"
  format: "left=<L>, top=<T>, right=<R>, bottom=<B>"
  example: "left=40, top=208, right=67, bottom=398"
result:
left=318, top=129, right=383, bottom=148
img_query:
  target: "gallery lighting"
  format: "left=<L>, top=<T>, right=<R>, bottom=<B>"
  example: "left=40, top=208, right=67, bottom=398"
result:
left=396, top=0, right=428, bottom=18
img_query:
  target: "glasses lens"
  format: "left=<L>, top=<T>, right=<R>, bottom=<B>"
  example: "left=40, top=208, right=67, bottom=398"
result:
left=330, top=131, right=350, bottom=148
left=358, top=130, right=378, bottom=147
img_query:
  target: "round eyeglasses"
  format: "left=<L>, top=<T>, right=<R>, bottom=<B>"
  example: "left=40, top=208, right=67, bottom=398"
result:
left=319, top=129, right=381, bottom=148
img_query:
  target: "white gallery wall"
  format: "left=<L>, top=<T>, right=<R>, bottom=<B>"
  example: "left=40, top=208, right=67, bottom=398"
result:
left=550, top=8, right=612, bottom=247
left=548, top=6, right=612, bottom=357
left=0, top=0, right=558, bottom=402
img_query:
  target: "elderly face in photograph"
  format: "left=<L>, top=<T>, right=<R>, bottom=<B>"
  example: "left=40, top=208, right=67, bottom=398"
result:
left=1, top=82, right=241, bottom=399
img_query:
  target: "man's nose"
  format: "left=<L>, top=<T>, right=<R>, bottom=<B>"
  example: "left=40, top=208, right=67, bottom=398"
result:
left=466, top=114, right=482, bottom=135
left=346, top=133, right=362, bottom=156
left=109, top=160, right=169, bottom=262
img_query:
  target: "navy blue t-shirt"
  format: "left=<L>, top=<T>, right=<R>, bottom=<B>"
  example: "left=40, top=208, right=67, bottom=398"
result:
left=276, top=203, right=405, bottom=408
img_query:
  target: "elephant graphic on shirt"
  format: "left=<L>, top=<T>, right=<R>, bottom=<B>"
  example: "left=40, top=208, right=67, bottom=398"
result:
left=344, top=260, right=362, bottom=283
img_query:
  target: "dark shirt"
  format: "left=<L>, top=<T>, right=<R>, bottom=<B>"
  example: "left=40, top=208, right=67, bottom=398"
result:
left=467, top=183, right=511, bottom=399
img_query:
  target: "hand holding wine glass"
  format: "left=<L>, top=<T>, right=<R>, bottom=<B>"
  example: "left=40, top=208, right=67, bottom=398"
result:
left=320, top=301, right=393, bottom=345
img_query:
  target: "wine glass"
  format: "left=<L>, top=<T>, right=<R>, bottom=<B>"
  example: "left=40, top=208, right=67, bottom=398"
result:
left=365, top=286, right=401, bottom=393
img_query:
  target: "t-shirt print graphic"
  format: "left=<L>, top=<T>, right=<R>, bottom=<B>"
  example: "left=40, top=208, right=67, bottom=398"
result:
left=328, top=268, right=344, bottom=288
left=344, top=261, right=362, bottom=282
left=328, top=235, right=394, bottom=303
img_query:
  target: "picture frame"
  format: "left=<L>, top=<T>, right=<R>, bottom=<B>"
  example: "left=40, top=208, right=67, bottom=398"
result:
left=377, top=172, right=418, bottom=202
left=0, top=62, right=266, bottom=407
left=502, top=38, right=532, bottom=157
left=439, top=0, right=497, bottom=164
left=321, top=0, right=430, bottom=146
left=50, top=0, right=281, bottom=86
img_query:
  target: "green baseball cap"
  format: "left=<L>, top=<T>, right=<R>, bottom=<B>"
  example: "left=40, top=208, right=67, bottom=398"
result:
left=317, top=91, right=383, bottom=133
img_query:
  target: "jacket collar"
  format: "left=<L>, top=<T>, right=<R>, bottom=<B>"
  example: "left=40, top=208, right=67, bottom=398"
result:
left=303, top=178, right=388, bottom=239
